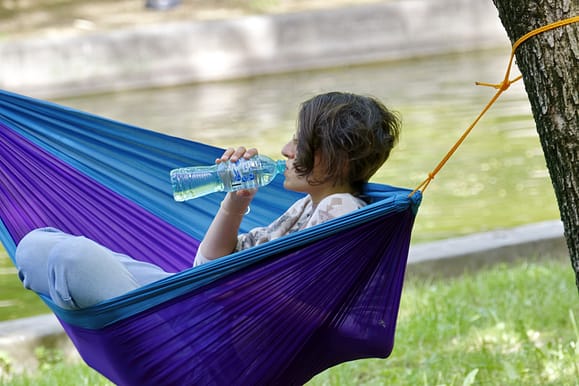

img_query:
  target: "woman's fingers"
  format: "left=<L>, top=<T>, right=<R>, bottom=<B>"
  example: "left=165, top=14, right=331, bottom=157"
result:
left=217, top=146, right=258, bottom=164
left=245, top=148, right=258, bottom=159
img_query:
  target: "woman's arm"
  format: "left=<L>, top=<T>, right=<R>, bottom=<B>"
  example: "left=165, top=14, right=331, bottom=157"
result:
left=197, top=147, right=257, bottom=261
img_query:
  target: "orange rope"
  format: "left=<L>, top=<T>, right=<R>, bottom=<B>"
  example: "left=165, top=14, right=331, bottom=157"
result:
left=410, top=15, right=579, bottom=197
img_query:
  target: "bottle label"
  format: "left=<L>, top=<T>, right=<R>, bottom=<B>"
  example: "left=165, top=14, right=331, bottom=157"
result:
left=231, top=161, right=256, bottom=188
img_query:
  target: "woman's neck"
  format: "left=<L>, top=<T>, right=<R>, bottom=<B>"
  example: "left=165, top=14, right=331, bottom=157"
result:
left=309, top=183, right=356, bottom=206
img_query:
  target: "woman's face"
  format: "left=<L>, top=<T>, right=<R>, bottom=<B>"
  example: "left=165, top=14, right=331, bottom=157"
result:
left=281, top=134, right=326, bottom=194
left=281, top=135, right=309, bottom=193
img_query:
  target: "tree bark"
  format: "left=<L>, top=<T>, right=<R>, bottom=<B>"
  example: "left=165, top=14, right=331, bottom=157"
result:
left=491, top=0, right=579, bottom=286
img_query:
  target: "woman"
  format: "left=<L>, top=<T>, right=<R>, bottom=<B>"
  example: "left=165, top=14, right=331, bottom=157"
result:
left=15, top=91, right=401, bottom=309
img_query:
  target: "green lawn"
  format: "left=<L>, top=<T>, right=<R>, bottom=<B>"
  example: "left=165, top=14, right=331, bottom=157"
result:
left=0, top=249, right=50, bottom=321
left=3, top=258, right=577, bottom=385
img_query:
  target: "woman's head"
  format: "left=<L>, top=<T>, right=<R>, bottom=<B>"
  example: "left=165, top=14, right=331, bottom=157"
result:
left=285, top=92, right=400, bottom=193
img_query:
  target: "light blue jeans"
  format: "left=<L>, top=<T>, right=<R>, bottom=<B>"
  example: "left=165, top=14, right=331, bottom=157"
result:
left=15, top=227, right=172, bottom=309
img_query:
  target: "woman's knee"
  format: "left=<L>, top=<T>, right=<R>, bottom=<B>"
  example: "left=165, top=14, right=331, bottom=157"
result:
left=47, top=236, right=141, bottom=308
left=48, top=236, right=100, bottom=269
left=15, top=227, right=72, bottom=294
left=15, top=227, right=69, bottom=264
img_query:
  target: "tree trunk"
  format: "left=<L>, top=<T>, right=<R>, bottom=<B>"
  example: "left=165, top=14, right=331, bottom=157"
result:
left=491, top=0, right=579, bottom=286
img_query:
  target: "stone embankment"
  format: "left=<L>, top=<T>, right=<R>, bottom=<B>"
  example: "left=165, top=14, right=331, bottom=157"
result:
left=1, top=0, right=508, bottom=98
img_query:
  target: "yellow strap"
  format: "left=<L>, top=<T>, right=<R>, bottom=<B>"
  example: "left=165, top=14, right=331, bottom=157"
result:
left=410, top=15, right=579, bottom=197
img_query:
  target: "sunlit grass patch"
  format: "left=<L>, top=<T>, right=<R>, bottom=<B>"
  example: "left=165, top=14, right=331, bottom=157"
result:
left=310, top=259, right=579, bottom=385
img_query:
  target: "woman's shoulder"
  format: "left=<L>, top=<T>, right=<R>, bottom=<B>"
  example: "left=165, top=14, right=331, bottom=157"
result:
left=303, top=193, right=365, bottom=228
left=316, top=193, right=366, bottom=214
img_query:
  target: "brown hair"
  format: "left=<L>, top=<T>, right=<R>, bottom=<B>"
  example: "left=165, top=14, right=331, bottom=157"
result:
left=294, top=92, right=401, bottom=192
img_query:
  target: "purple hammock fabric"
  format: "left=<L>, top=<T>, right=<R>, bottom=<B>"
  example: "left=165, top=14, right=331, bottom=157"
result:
left=0, top=90, right=421, bottom=385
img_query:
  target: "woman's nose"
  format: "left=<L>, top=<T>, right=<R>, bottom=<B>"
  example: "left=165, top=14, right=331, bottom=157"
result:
left=281, top=142, right=295, bottom=158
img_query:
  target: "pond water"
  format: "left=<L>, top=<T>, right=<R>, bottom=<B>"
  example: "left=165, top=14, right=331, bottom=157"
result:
left=53, top=47, right=559, bottom=242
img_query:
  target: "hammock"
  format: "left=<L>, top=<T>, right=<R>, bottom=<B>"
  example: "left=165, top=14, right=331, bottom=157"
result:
left=0, top=89, right=421, bottom=385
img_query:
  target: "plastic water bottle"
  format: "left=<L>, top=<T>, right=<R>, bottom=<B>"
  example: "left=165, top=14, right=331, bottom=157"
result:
left=170, top=155, right=286, bottom=201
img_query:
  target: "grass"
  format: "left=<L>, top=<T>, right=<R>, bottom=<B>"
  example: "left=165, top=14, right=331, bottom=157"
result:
left=0, top=249, right=50, bottom=321
left=310, top=258, right=579, bottom=386
left=2, top=258, right=577, bottom=385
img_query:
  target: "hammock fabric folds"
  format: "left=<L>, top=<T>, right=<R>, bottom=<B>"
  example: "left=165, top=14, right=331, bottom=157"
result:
left=0, top=89, right=421, bottom=385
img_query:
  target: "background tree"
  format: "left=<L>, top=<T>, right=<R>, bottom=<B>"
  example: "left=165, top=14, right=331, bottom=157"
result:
left=490, top=1, right=578, bottom=286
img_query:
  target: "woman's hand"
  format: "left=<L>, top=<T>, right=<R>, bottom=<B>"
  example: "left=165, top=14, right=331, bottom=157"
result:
left=217, top=146, right=259, bottom=201
left=196, top=146, right=258, bottom=261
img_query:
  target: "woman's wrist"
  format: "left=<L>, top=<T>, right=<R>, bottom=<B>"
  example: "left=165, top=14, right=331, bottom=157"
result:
left=219, top=201, right=250, bottom=216
left=220, top=194, right=251, bottom=216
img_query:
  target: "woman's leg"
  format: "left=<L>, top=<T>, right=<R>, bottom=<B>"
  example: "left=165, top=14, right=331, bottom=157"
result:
left=46, top=235, right=144, bottom=309
left=16, top=228, right=65, bottom=296
left=15, top=228, right=170, bottom=309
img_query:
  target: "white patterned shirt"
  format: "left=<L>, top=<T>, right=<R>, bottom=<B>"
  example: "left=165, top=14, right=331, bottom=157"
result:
left=194, top=193, right=366, bottom=266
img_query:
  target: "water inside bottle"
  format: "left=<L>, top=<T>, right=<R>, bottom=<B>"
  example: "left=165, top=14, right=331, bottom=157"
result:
left=171, top=168, right=223, bottom=201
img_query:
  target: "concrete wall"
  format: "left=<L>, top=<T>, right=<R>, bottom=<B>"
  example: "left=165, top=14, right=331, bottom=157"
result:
left=408, top=220, right=568, bottom=277
left=0, top=314, right=80, bottom=376
left=0, top=0, right=509, bottom=98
